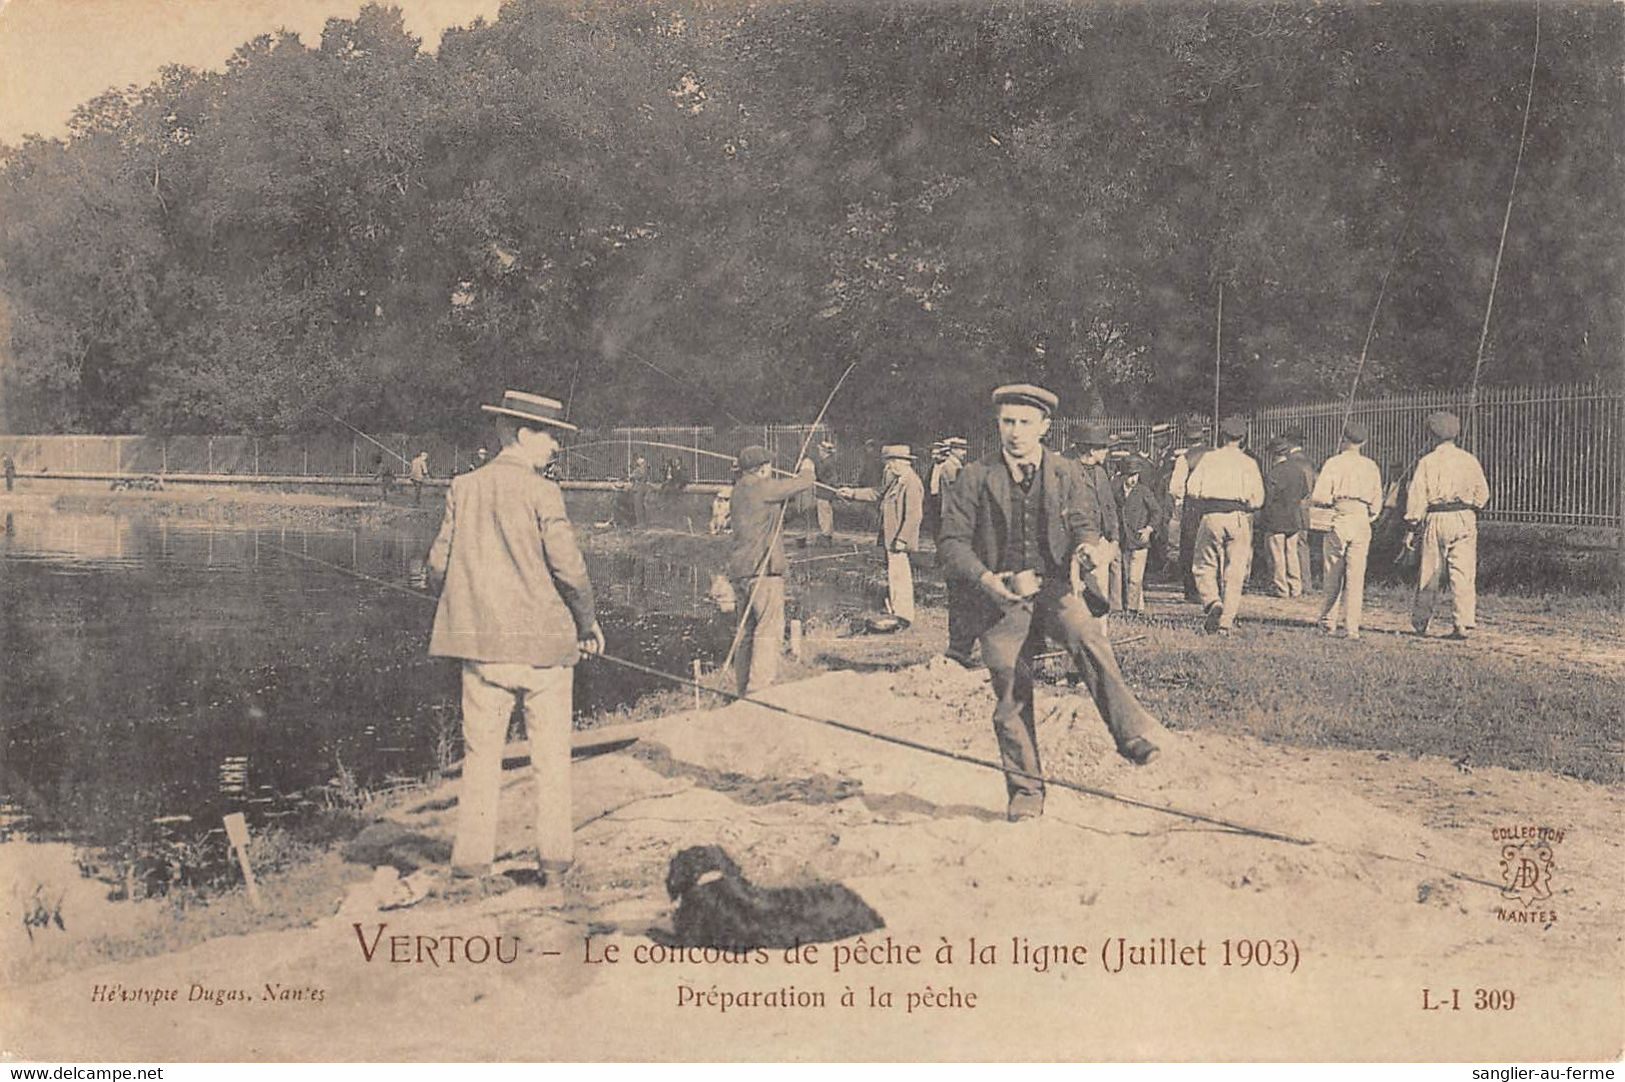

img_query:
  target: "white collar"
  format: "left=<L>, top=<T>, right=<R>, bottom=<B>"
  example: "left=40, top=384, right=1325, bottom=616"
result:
left=1001, top=447, right=1044, bottom=482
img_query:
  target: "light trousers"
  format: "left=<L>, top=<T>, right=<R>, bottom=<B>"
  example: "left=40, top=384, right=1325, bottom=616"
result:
left=815, top=499, right=835, bottom=538
left=1413, top=510, right=1479, bottom=632
left=886, top=550, right=916, bottom=623
left=1121, top=548, right=1149, bottom=612
left=453, top=660, right=574, bottom=871
left=1318, top=515, right=1371, bottom=635
left=1265, top=531, right=1303, bottom=596
left=1193, top=511, right=1254, bottom=629
left=733, top=574, right=786, bottom=695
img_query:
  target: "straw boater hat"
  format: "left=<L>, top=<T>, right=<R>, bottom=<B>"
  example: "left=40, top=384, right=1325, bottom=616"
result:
left=481, top=390, right=578, bottom=432
left=881, top=444, right=914, bottom=461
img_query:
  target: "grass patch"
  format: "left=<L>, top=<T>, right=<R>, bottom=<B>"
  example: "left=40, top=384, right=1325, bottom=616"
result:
left=1120, top=618, right=1623, bottom=784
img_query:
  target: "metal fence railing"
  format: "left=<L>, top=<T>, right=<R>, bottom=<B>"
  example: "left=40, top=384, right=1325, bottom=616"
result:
left=0, top=382, right=1618, bottom=527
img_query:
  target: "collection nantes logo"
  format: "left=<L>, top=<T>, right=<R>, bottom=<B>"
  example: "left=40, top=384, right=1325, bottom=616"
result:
left=1492, top=825, right=1561, bottom=925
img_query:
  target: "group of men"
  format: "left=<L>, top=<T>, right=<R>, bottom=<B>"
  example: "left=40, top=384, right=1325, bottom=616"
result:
left=422, top=380, right=1494, bottom=885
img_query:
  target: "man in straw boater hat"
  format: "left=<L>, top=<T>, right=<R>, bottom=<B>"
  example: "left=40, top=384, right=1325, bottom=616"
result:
left=1184, top=414, right=1265, bottom=634
left=1311, top=420, right=1384, bottom=640
left=1403, top=410, right=1489, bottom=640
left=939, top=384, right=1161, bottom=823
left=728, top=445, right=816, bottom=694
left=427, top=390, right=604, bottom=883
left=839, top=443, right=925, bottom=626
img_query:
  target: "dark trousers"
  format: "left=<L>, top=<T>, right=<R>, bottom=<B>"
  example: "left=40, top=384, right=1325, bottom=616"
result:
left=979, top=585, right=1156, bottom=802
left=945, top=579, right=976, bottom=661
left=1178, top=510, right=1200, bottom=599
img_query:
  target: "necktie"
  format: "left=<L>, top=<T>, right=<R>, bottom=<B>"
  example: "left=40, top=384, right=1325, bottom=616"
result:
left=1019, top=462, right=1037, bottom=492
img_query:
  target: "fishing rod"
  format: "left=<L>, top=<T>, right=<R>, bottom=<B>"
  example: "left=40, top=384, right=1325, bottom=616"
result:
left=564, top=439, right=842, bottom=495
left=619, top=346, right=748, bottom=426
left=722, top=360, right=860, bottom=674
left=1342, top=198, right=1419, bottom=432
left=257, top=539, right=1510, bottom=889
left=1468, top=0, right=1542, bottom=442
left=318, top=409, right=411, bottom=467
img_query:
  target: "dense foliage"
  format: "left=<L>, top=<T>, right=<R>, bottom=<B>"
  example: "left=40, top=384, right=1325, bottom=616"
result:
left=1, top=0, right=1619, bottom=437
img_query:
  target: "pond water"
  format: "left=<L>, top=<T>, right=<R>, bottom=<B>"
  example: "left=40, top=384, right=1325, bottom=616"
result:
left=0, top=505, right=914, bottom=894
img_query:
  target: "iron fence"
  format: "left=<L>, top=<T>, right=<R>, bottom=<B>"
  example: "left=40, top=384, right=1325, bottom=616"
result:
left=0, top=382, right=1617, bottom=527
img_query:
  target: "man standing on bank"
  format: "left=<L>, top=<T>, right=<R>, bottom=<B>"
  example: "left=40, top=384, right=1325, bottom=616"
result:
left=427, top=390, right=604, bottom=882
left=812, top=438, right=841, bottom=545
left=1404, top=411, right=1490, bottom=640
left=1312, top=421, right=1384, bottom=640
left=729, top=445, right=816, bottom=694
left=1115, top=455, right=1162, bottom=615
left=939, top=384, right=1161, bottom=823
left=840, top=444, right=925, bottom=626
left=1261, top=436, right=1310, bottom=597
left=1185, top=415, right=1265, bottom=634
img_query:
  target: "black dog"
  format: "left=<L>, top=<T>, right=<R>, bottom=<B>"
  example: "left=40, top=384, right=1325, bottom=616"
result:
left=664, top=845, right=884, bottom=950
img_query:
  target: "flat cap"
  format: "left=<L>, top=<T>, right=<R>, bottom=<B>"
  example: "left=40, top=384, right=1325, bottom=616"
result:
left=1124, top=455, right=1151, bottom=475
left=736, top=445, right=772, bottom=470
left=1343, top=420, right=1369, bottom=443
left=1076, top=420, right=1113, bottom=446
left=1219, top=415, right=1249, bottom=440
left=992, top=383, right=1059, bottom=414
left=1425, top=411, right=1461, bottom=439
left=1265, top=435, right=1290, bottom=455
left=1182, top=421, right=1209, bottom=440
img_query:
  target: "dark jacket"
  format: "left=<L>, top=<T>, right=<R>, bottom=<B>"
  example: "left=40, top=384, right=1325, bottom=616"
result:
left=1073, top=460, right=1121, bottom=544
left=938, top=449, right=1102, bottom=585
left=728, top=465, right=815, bottom=579
left=1116, top=480, right=1164, bottom=550
left=1262, top=456, right=1313, bottom=534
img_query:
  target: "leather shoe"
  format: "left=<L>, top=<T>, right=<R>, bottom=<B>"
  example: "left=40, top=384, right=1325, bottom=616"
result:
left=1006, top=794, right=1044, bottom=822
left=1122, top=736, right=1160, bottom=766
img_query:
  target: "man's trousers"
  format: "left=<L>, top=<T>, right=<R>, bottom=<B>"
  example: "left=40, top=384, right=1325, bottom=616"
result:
left=979, top=585, right=1157, bottom=803
left=1193, top=511, right=1254, bottom=630
left=815, top=498, right=835, bottom=539
left=1265, top=530, right=1303, bottom=596
left=453, top=660, right=574, bottom=872
left=1318, top=513, right=1371, bottom=635
left=886, top=550, right=916, bottom=623
left=1413, top=510, right=1478, bottom=633
left=733, top=574, right=786, bottom=694
left=1121, top=547, right=1149, bottom=612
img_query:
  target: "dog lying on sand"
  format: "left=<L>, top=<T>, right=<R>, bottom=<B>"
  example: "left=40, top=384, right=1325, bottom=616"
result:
left=664, top=845, right=883, bottom=950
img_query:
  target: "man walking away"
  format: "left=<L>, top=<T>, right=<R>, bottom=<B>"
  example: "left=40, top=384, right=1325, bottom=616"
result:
left=1282, top=428, right=1320, bottom=589
left=1312, top=421, right=1384, bottom=639
left=939, top=384, right=1160, bottom=823
left=1404, top=411, right=1490, bottom=640
left=427, top=389, right=603, bottom=882
left=1185, top=415, right=1265, bottom=634
left=840, top=444, right=925, bottom=625
left=729, top=446, right=816, bottom=694
left=1261, top=436, right=1310, bottom=597
left=409, top=450, right=430, bottom=507
left=1116, top=456, right=1162, bottom=615
left=1168, top=421, right=1211, bottom=600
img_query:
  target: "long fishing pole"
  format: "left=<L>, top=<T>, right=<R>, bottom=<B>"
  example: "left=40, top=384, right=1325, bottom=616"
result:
left=619, top=346, right=748, bottom=426
left=721, top=360, right=860, bottom=674
left=1342, top=199, right=1419, bottom=432
left=1468, top=0, right=1542, bottom=443
left=565, top=438, right=841, bottom=493
left=318, top=408, right=410, bottom=467
left=258, top=538, right=1512, bottom=888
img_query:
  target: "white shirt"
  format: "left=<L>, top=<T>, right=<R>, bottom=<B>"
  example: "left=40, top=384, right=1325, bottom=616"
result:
left=1001, top=448, right=1044, bottom=484
left=1312, top=448, right=1383, bottom=521
left=1184, top=443, right=1264, bottom=509
left=1405, top=443, right=1489, bottom=523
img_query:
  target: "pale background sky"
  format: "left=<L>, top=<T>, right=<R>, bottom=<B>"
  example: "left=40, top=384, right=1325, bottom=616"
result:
left=0, top=0, right=504, bottom=144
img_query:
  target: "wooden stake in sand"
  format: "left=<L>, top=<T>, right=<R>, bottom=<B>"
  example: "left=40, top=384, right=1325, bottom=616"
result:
left=692, top=660, right=704, bottom=710
left=222, top=812, right=262, bottom=908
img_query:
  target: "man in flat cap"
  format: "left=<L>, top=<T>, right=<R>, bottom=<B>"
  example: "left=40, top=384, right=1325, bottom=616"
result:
left=939, top=384, right=1161, bottom=822
left=1115, top=455, right=1163, bottom=615
left=1184, top=415, right=1265, bottom=634
left=1404, top=411, right=1489, bottom=639
left=1282, top=426, right=1320, bottom=590
left=428, top=390, right=603, bottom=882
left=1167, top=420, right=1212, bottom=601
left=840, top=444, right=925, bottom=625
left=729, top=445, right=816, bottom=692
left=1261, top=435, right=1311, bottom=597
left=1311, top=421, right=1384, bottom=639
left=1068, top=421, right=1122, bottom=609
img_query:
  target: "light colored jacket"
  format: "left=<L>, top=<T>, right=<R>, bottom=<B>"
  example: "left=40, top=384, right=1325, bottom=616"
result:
left=1404, top=443, right=1489, bottom=523
left=850, top=464, right=925, bottom=551
left=427, top=449, right=596, bottom=667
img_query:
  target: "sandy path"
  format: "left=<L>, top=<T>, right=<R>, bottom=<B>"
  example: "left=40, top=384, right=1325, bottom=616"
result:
left=5, top=664, right=1619, bottom=1062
